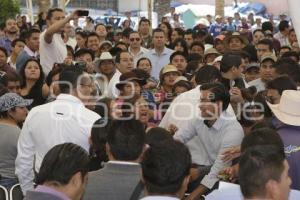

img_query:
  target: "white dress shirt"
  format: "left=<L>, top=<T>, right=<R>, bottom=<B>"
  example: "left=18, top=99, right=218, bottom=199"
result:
left=174, top=111, right=244, bottom=189
left=145, top=47, right=174, bottom=80
left=205, top=182, right=300, bottom=200
left=129, top=46, right=149, bottom=67
left=160, top=86, right=236, bottom=165
left=15, top=94, right=100, bottom=194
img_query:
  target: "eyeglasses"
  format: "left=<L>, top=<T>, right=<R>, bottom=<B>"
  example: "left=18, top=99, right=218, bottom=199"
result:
left=130, top=38, right=141, bottom=42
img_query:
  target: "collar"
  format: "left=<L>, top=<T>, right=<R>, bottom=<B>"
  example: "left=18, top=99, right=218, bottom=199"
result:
left=56, top=94, right=83, bottom=105
left=129, top=47, right=145, bottom=55
left=108, top=160, right=140, bottom=166
left=34, top=185, right=71, bottom=200
left=205, top=111, right=228, bottom=131
left=24, top=45, right=38, bottom=57
left=151, top=47, right=168, bottom=56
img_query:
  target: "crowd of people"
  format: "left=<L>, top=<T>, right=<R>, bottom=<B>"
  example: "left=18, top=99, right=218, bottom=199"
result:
left=0, top=5, right=300, bottom=200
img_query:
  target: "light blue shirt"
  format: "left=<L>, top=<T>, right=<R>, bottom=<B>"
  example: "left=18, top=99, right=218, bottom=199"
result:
left=145, top=47, right=174, bottom=80
left=174, top=111, right=244, bottom=189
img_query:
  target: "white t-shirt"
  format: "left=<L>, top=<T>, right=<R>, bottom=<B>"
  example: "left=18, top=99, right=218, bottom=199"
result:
left=39, top=31, right=67, bottom=75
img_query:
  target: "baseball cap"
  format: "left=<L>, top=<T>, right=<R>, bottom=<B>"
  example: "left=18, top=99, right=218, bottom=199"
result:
left=0, top=93, right=33, bottom=112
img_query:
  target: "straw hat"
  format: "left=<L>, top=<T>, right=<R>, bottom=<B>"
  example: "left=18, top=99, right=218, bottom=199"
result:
left=94, top=52, right=114, bottom=66
left=267, top=90, right=300, bottom=126
left=224, top=32, right=249, bottom=47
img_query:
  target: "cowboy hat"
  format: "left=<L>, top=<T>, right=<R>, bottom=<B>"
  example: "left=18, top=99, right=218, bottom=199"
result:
left=94, top=52, right=114, bottom=66
left=224, top=32, right=249, bottom=47
left=267, top=90, right=300, bottom=126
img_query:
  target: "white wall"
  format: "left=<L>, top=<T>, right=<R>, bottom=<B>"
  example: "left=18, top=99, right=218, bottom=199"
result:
left=118, top=0, right=153, bottom=13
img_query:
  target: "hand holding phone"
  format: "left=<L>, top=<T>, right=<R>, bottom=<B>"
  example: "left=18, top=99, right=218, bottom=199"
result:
left=77, top=10, right=89, bottom=17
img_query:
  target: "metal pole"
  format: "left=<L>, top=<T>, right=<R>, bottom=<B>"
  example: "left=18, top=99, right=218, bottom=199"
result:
left=27, top=0, right=34, bottom=25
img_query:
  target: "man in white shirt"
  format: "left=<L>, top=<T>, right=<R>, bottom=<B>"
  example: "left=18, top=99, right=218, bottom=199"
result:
left=15, top=67, right=100, bottom=194
left=39, top=8, right=78, bottom=75
left=160, top=66, right=225, bottom=166
left=140, top=140, right=191, bottom=200
left=145, top=28, right=174, bottom=80
left=107, top=50, right=134, bottom=99
left=128, top=31, right=148, bottom=67
left=174, top=82, right=244, bottom=199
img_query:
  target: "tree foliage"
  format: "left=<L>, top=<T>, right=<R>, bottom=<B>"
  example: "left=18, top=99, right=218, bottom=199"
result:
left=0, top=0, right=20, bottom=24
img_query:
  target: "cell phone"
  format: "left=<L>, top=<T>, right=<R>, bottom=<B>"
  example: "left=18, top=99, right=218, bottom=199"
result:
left=77, top=10, right=89, bottom=17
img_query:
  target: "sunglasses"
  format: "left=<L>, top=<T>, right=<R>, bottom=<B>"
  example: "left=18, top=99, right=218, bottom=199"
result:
left=130, top=38, right=141, bottom=42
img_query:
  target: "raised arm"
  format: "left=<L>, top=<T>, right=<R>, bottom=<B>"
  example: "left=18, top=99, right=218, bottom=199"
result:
left=44, top=11, right=78, bottom=44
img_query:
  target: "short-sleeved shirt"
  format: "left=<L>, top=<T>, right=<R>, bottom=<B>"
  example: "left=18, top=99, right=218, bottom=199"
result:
left=39, top=31, right=67, bottom=75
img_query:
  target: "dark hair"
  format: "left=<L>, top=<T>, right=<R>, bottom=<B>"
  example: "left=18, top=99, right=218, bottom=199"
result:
left=171, top=39, right=189, bottom=57
left=90, top=119, right=110, bottom=169
left=46, top=8, right=64, bottom=20
left=19, top=59, right=45, bottom=101
left=5, top=71, right=21, bottom=83
left=173, top=80, right=193, bottom=93
left=87, top=32, right=99, bottom=42
left=76, top=30, right=88, bottom=38
left=0, top=47, right=8, bottom=57
left=139, top=18, right=151, bottom=27
left=11, top=38, right=25, bottom=48
left=122, top=27, right=133, bottom=38
left=220, top=53, right=242, bottom=73
left=145, top=127, right=173, bottom=146
left=274, top=58, right=300, bottom=83
left=173, top=28, right=185, bottom=38
left=23, top=28, right=41, bottom=40
left=266, top=75, right=297, bottom=95
left=257, top=39, right=274, bottom=51
left=190, top=41, right=205, bottom=52
left=200, top=82, right=230, bottom=111
left=280, top=45, right=291, bottom=52
left=241, top=128, right=284, bottom=153
left=95, top=23, right=106, bottom=31
left=74, top=48, right=95, bottom=60
left=45, top=63, right=68, bottom=86
left=262, top=21, right=273, bottom=32
left=115, top=50, right=129, bottom=64
left=159, top=22, right=172, bottom=42
left=170, top=51, right=187, bottom=63
left=239, top=145, right=286, bottom=198
left=36, top=143, right=89, bottom=185
left=195, top=65, right=222, bottom=85
left=152, top=28, right=165, bottom=36
left=185, top=29, right=194, bottom=37
left=289, top=28, right=295, bottom=35
left=141, top=140, right=191, bottom=195
left=66, top=45, right=74, bottom=59
left=58, top=66, right=84, bottom=93
left=281, top=51, right=300, bottom=62
left=107, top=119, right=145, bottom=161
left=132, top=68, right=150, bottom=80
left=278, top=20, right=289, bottom=32
left=185, top=61, right=199, bottom=79
left=136, top=57, right=152, bottom=68
left=253, top=29, right=264, bottom=36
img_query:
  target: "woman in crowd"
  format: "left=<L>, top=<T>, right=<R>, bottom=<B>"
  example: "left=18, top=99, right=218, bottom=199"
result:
left=0, top=93, right=32, bottom=189
left=159, top=22, right=172, bottom=47
left=19, top=58, right=49, bottom=108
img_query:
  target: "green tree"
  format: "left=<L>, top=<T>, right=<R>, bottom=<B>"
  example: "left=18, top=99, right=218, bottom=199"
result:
left=0, top=0, right=20, bottom=24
